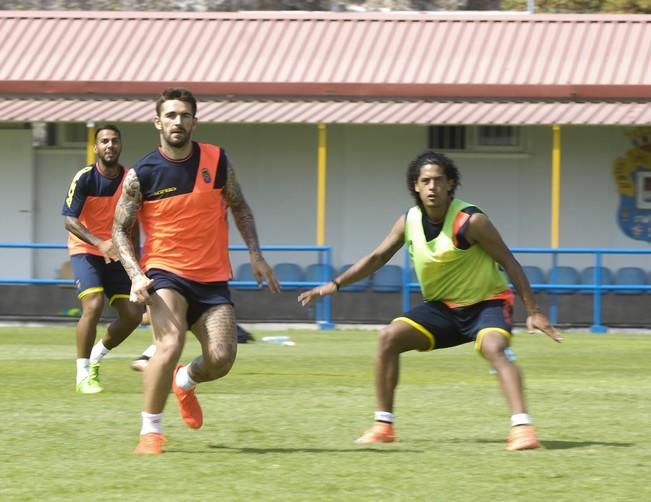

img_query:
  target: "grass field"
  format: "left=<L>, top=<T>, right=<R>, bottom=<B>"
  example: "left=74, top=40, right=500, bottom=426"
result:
left=1, top=325, right=650, bottom=501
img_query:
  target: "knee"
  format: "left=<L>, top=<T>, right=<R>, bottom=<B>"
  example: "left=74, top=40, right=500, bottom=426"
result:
left=155, top=338, right=184, bottom=365
left=377, top=325, right=401, bottom=353
left=479, top=334, right=509, bottom=362
left=81, top=295, right=104, bottom=319
left=202, top=350, right=236, bottom=380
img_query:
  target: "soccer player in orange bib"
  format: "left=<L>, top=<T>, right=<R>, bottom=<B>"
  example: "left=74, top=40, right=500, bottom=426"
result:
left=113, top=88, right=280, bottom=454
left=299, top=151, right=562, bottom=451
left=62, top=124, right=144, bottom=394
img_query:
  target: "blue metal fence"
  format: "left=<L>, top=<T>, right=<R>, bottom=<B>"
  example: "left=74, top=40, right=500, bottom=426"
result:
left=0, top=242, right=335, bottom=330
left=3, top=242, right=651, bottom=332
left=403, top=247, right=651, bottom=334
left=513, top=248, right=651, bottom=334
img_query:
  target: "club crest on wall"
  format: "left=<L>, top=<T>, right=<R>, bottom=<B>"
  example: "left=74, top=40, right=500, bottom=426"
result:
left=613, top=127, right=651, bottom=242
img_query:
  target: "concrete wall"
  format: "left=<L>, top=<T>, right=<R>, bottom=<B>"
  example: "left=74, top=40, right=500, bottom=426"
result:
left=33, top=148, right=85, bottom=278
left=0, top=129, right=35, bottom=278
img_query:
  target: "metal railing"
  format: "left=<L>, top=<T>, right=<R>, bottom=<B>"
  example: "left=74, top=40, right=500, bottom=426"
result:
left=0, top=242, right=335, bottom=329
left=229, top=245, right=334, bottom=329
left=4, top=243, right=651, bottom=332
left=402, top=247, right=651, bottom=334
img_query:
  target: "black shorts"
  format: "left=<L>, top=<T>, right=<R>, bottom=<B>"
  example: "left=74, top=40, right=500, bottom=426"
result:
left=70, top=253, right=131, bottom=305
left=146, top=268, right=233, bottom=327
left=395, top=297, right=513, bottom=351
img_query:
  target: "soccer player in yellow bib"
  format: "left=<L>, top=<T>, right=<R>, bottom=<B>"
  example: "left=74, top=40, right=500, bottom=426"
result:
left=298, top=150, right=562, bottom=451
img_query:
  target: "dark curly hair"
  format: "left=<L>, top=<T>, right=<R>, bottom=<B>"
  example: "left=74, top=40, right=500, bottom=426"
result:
left=94, top=124, right=121, bottom=142
left=406, top=150, right=460, bottom=208
left=156, top=87, right=197, bottom=117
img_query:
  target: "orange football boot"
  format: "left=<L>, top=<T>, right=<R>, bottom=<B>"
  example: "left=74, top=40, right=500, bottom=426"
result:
left=172, top=364, right=203, bottom=429
left=506, top=425, right=540, bottom=451
left=354, top=422, right=397, bottom=444
left=134, top=433, right=167, bottom=455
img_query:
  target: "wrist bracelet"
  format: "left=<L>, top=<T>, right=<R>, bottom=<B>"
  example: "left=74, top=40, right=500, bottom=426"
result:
left=332, top=279, right=341, bottom=291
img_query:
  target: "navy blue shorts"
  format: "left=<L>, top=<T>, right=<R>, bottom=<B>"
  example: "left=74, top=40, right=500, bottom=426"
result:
left=395, top=298, right=513, bottom=351
left=70, top=253, right=131, bottom=304
left=146, top=268, right=233, bottom=327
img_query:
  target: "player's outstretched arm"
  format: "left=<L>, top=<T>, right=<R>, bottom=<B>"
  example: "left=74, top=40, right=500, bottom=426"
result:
left=464, top=212, right=562, bottom=343
left=223, top=162, right=280, bottom=293
left=298, top=215, right=406, bottom=307
left=113, top=169, right=153, bottom=304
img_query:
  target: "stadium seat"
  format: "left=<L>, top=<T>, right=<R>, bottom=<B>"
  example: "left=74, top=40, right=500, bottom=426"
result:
left=579, top=266, right=614, bottom=294
left=303, top=263, right=336, bottom=286
left=547, top=265, right=580, bottom=294
left=372, top=265, right=403, bottom=292
left=337, top=264, right=370, bottom=292
left=272, top=262, right=304, bottom=291
left=522, top=265, right=546, bottom=288
left=232, top=263, right=259, bottom=290
left=614, top=266, right=647, bottom=295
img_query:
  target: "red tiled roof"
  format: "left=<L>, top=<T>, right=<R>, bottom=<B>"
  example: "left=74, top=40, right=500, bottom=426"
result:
left=1, top=11, right=650, bottom=125
left=1, top=11, right=650, bottom=99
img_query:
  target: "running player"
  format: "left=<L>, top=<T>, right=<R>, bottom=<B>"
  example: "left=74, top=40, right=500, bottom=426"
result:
left=62, top=124, right=143, bottom=394
left=113, top=87, right=280, bottom=454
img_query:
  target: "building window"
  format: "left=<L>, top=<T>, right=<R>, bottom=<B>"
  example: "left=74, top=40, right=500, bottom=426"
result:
left=476, top=126, right=520, bottom=147
left=428, top=125, right=524, bottom=153
left=58, top=123, right=87, bottom=146
left=429, top=126, right=466, bottom=150
left=32, top=122, right=56, bottom=147
left=32, top=122, right=87, bottom=148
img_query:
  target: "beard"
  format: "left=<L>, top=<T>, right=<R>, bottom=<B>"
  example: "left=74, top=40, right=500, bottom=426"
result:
left=100, top=154, right=120, bottom=168
left=164, top=129, right=191, bottom=148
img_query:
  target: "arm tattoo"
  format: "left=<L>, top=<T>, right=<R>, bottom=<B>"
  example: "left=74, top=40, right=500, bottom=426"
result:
left=223, top=163, right=263, bottom=261
left=112, top=170, right=144, bottom=279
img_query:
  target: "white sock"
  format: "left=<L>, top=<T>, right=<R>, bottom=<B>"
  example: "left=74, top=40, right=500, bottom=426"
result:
left=142, top=344, right=156, bottom=358
left=511, top=413, right=532, bottom=427
left=140, top=411, right=163, bottom=435
left=374, top=411, right=394, bottom=424
left=175, top=364, right=197, bottom=391
left=76, top=358, right=90, bottom=384
left=89, top=340, right=109, bottom=363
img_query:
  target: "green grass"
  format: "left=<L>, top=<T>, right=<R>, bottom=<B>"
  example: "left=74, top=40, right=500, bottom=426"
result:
left=1, top=326, right=650, bottom=501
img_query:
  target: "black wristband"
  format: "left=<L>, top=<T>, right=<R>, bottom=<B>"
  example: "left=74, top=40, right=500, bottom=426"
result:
left=332, top=279, right=341, bottom=291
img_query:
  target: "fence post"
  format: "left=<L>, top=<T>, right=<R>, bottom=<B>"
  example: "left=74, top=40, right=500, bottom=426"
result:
left=590, top=251, right=608, bottom=334
left=318, top=247, right=335, bottom=330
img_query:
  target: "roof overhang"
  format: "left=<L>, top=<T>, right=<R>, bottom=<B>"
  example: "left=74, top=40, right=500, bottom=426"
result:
left=2, top=97, right=650, bottom=126
left=1, top=83, right=649, bottom=100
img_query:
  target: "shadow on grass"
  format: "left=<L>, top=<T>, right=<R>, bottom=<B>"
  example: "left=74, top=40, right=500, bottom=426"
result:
left=238, top=372, right=352, bottom=378
left=540, top=440, right=633, bottom=450
left=453, top=439, right=634, bottom=450
left=203, top=444, right=425, bottom=454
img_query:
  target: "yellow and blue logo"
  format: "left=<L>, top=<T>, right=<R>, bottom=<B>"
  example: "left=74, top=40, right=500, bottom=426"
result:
left=614, top=127, right=651, bottom=242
